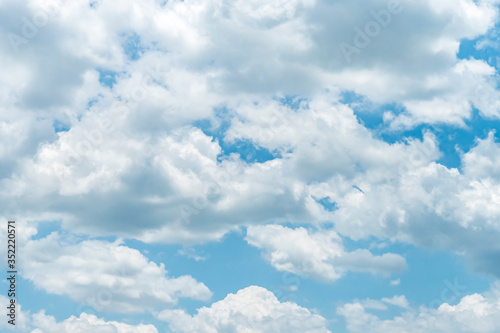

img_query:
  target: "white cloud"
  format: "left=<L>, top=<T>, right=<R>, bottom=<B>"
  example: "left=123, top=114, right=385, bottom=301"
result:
left=390, top=59, right=500, bottom=128
left=0, top=295, right=158, bottom=333
left=0, top=0, right=498, bottom=279
left=462, top=131, right=500, bottom=180
left=31, top=311, right=158, bottom=333
left=22, top=233, right=212, bottom=313
left=381, top=295, right=409, bottom=309
left=2, top=1, right=500, bottom=332
left=390, top=278, right=401, bottom=286
left=0, top=81, right=498, bottom=280
left=358, top=295, right=409, bottom=311
left=158, top=286, right=331, bottom=333
left=246, top=225, right=407, bottom=281
left=1, top=87, right=498, bottom=278
left=177, top=247, right=207, bottom=261
left=3, top=96, right=403, bottom=244
left=338, top=283, right=500, bottom=333
left=320, top=131, right=500, bottom=275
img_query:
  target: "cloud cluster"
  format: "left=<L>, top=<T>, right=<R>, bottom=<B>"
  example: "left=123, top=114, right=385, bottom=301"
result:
left=0, top=0, right=497, bottom=249
left=338, top=283, right=500, bottom=333
left=0, top=0, right=499, bottom=310
left=2, top=1, right=500, bottom=333
left=3, top=88, right=500, bottom=278
left=326, top=132, right=500, bottom=277
left=246, top=225, right=406, bottom=281
left=31, top=312, right=158, bottom=333
left=22, top=233, right=212, bottom=313
left=158, top=286, right=332, bottom=333
left=0, top=93, right=440, bottom=244
left=0, top=295, right=160, bottom=333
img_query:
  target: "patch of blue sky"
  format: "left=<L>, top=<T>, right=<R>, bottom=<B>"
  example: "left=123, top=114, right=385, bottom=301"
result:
left=275, top=95, right=309, bottom=110
left=374, top=109, right=500, bottom=170
left=340, top=90, right=402, bottom=131
left=86, top=98, right=99, bottom=110
left=97, top=69, right=118, bottom=88
left=194, top=107, right=279, bottom=164
left=220, top=139, right=277, bottom=163
left=432, top=109, right=500, bottom=169
left=193, top=96, right=308, bottom=164
left=341, top=91, right=500, bottom=170
left=123, top=233, right=284, bottom=316
left=193, top=107, right=232, bottom=139
left=341, top=237, right=494, bottom=305
left=458, top=21, right=500, bottom=67
left=397, top=248, right=493, bottom=308
left=53, top=119, right=70, bottom=133
left=30, top=220, right=63, bottom=240
left=315, top=197, right=339, bottom=212
left=122, top=33, right=143, bottom=61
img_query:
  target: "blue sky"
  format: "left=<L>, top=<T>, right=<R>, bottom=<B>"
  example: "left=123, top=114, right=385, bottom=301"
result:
left=1, top=0, right=500, bottom=332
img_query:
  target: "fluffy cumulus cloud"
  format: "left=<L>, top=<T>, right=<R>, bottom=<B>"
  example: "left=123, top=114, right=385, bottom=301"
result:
left=0, top=91, right=442, bottom=246
left=226, top=95, right=500, bottom=277
left=227, top=97, right=500, bottom=278
left=2, top=0, right=495, bottom=107
left=31, top=311, right=158, bottom=333
left=321, top=132, right=500, bottom=277
left=0, top=295, right=159, bottom=333
left=1, top=0, right=500, bottom=331
left=21, top=233, right=212, bottom=313
left=157, top=286, right=331, bottom=333
left=0, top=0, right=498, bottom=246
left=246, top=225, right=406, bottom=281
left=338, top=283, right=500, bottom=333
